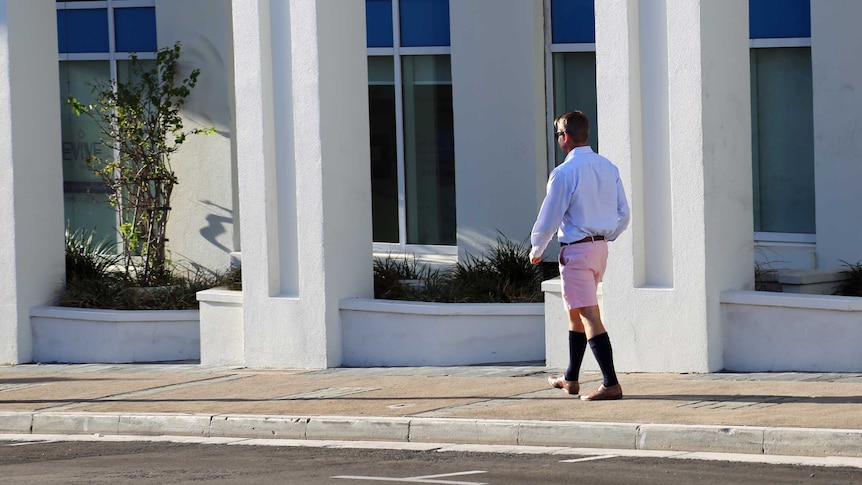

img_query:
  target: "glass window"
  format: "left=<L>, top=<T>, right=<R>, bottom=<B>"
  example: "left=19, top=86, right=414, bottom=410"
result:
left=552, top=51, right=598, bottom=164
left=399, top=0, right=450, bottom=47
left=368, top=57, right=398, bottom=243
left=366, top=1, right=455, bottom=247
left=402, top=56, right=455, bottom=245
left=551, top=0, right=595, bottom=44
left=114, top=7, right=157, bottom=52
left=57, top=9, right=109, bottom=54
left=750, top=47, right=815, bottom=234
left=59, top=61, right=116, bottom=244
left=549, top=1, right=598, bottom=169
left=366, top=0, right=394, bottom=48
left=750, top=0, right=811, bottom=39
left=57, top=1, right=158, bottom=244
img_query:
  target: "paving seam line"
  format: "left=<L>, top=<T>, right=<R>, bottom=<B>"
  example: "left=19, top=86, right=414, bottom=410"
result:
left=31, top=374, right=248, bottom=413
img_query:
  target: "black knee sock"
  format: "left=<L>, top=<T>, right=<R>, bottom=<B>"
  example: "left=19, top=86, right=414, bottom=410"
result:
left=564, top=331, right=587, bottom=382
left=589, top=332, right=619, bottom=387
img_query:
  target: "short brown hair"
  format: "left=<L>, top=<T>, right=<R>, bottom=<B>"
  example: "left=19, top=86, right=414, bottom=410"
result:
left=555, top=110, right=589, bottom=144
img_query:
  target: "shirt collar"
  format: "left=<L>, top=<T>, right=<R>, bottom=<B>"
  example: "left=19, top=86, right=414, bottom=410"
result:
left=563, top=145, right=594, bottom=163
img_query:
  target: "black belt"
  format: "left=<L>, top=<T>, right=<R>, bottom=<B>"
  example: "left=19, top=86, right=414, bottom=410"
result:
left=560, top=235, right=605, bottom=246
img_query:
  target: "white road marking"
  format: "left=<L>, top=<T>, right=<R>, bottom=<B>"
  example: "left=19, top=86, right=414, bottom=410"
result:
left=559, top=454, right=618, bottom=463
left=332, top=470, right=487, bottom=484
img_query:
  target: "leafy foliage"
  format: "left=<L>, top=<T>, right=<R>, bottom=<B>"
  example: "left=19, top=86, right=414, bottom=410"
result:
left=221, top=266, right=242, bottom=291
left=373, top=235, right=559, bottom=303
left=68, top=42, right=214, bottom=287
left=64, top=226, right=121, bottom=281
left=372, top=255, right=443, bottom=301
left=59, top=269, right=230, bottom=310
left=834, top=260, right=862, bottom=297
left=60, top=228, right=234, bottom=310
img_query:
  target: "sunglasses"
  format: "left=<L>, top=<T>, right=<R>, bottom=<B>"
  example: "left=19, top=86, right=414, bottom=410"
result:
left=554, top=131, right=568, bottom=138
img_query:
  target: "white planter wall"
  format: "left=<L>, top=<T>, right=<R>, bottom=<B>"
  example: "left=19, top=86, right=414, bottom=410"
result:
left=30, top=307, right=200, bottom=364
left=542, top=278, right=600, bottom=372
left=340, top=299, right=544, bottom=367
left=197, top=288, right=244, bottom=366
left=545, top=282, right=862, bottom=373
left=722, top=291, right=862, bottom=372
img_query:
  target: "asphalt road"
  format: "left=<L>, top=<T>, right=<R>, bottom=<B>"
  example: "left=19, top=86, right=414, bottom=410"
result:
left=0, top=440, right=859, bottom=485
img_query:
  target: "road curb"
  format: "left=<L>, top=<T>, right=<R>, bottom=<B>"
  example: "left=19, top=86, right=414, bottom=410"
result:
left=1, top=412, right=861, bottom=458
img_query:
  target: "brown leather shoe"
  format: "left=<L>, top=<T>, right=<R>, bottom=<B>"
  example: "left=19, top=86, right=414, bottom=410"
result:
left=547, top=375, right=579, bottom=395
left=580, top=384, right=623, bottom=401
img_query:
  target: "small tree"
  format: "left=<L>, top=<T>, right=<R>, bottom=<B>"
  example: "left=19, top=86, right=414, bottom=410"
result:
left=70, top=42, right=213, bottom=286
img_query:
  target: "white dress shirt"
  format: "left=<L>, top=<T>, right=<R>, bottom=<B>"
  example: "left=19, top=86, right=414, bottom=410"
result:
left=530, top=146, right=630, bottom=260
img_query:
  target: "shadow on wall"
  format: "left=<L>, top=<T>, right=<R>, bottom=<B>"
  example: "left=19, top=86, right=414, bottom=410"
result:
left=176, top=35, right=233, bottom=133
left=199, top=200, right=233, bottom=253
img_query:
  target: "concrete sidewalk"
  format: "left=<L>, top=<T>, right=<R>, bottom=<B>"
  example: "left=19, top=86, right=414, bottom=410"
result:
left=1, top=363, right=861, bottom=457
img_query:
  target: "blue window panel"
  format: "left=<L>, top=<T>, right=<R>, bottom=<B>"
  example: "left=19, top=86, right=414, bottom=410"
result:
left=400, top=0, right=449, bottom=47
left=367, top=0, right=394, bottom=48
left=114, top=7, right=157, bottom=52
left=750, top=0, right=810, bottom=39
left=551, top=0, right=595, bottom=44
left=57, top=9, right=109, bottom=53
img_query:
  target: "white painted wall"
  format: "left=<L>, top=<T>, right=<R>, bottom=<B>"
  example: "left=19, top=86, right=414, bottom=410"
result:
left=595, top=0, right=752, bottom=372
left=543, top=279, right=601, bottom=371
left=341, top=299, right=544, bottom=367
left=811, top=2, right=862, bottom=270
left=31, top=307, right=199, bottom=364
left=450, top=0, right=547, bottom=258
left=0, top=0, right=65, bottom=364
left=197, top=289, right=244, bottom=366
left=231, top=0, right=372, bottom=368
left=156, top=0, right=237, bottom=273
left=723, top=291, right=862, bottom=372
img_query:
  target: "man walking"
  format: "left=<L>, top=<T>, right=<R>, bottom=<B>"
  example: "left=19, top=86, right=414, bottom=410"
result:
left=529, top=110, right=630, bottom=401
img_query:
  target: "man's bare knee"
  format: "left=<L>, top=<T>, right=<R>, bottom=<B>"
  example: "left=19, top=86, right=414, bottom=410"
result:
left=567, top=309, right=584, bottom=333
left=578, top=305, right=605, bottom=339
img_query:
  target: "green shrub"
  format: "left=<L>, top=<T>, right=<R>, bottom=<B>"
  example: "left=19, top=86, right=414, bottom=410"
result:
left=60, top=228, right=236, bottom=310
left=373, top=235, right=559, bottom=303
left=834, top=261, right=862, bottom=297
left=372, top=254, right=440, bottom=300
left=64, top=226, right=121, bottom=281
left=222, top=266, right=242, bottom=291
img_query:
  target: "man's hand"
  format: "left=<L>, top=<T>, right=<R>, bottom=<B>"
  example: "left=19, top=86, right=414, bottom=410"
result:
left=529, top=246, right=542, bottom=265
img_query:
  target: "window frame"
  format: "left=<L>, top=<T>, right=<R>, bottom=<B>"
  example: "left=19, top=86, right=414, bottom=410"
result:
left=58, top=0, right=157, bottom=246
left=544, top=0, right=597, bottom=175
left=369, top=0, right=457, bottom=256
left=749, top=36, right=815, bottom=247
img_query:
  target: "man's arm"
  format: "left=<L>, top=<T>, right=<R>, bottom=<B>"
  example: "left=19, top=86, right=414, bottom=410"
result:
left=608, top=175, right=630, bottom=241
left=530, top=171, right=568, bottom=263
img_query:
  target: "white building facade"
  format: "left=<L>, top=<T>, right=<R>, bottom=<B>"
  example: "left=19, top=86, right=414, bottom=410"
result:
left=1, top=0, right=859, bottom=370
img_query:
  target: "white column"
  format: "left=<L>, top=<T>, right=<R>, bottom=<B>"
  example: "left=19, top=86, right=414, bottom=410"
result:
left=450, top=0, right=547, bottom=258
left=811, top=2, right=862, bottom=270
left=595, top=0, right=753, bottom=372
left=230, top=0, right=372, bottom=368
left=0, top=0, right=65, bottom=364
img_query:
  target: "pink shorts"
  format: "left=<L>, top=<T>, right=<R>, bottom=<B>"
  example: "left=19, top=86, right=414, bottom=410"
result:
left=558, top=240, right=608, bottom=310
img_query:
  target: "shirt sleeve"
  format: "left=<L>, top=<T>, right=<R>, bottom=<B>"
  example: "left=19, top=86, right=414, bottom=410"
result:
left=530, top=170, right=569, bottom=259
left=608, top=175, right=630, bottom=241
